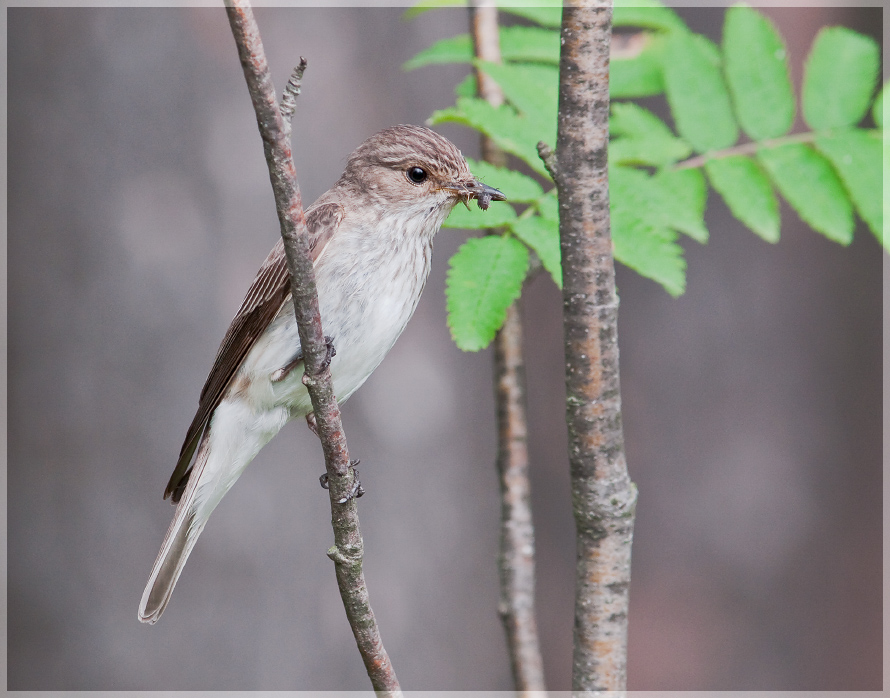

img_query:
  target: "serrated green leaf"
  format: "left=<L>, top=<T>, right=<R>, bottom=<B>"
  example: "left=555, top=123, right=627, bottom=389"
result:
left=611, top=166, right=686, bottom=295
left=652, top=167, right=708, bottom=242
left=496, top=1, right=562, bottom=28
left=429, top=97, right=551, bottom=176
left=476, top=61, right=558, bottom=133
left=696, top=34, right=723, bottom=64
left=501, top=26, right=560, bottom=64
left=454, top=73, right=477, bottom=98
left=509, top=215, right=562, bottom=287
left=404, top=26, right=559, bottom=71
left=446, top=236, right=529, bottom=351
left=611, top=41, right=665, bottom=98
left=803, top=27, right=880, bottom=130
left=873, top=82, right=886, bottom=128
left=662, top=32, right=738, bottom=152
left=609, top=137, right=691, bottom=168
left=613, top=213, right=686, bottom=297
left=611, top=165, right=706, bottom=241
left=758, top=142, right=854, bottom=244
left=403, top=34, right=471, bottom=70
left=536, top=190, right=559, bottom=221
left=884, top=135, right=890, bottom=251
left=614, top=0, right=688, bottom=33
left=403, top=0, right=465, bottom=20
left=465, top=158, right=544, bottom=202
left=723, top=5, right=794, bottom=140
left=705, top=155, right=780, bottom=242
left=610, top=102, right=675, bottom=140
left=609, top=102, right=691, bottom=166
left=444, top=200, right=517, bottom=229
left=816, top=130, right=882, bottom=242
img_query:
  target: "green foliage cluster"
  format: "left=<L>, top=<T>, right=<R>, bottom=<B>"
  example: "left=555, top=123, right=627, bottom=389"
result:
left=406, top=0, right=885, bottom=352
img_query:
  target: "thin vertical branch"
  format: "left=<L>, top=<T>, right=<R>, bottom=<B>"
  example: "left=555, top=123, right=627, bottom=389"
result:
left=469, top=1, right=546, bottom=693
left=492, top=304, right=547, bottom=694
left=224, top=2, right=400, bottom=693
left=552, top=0, right=637, bottom=691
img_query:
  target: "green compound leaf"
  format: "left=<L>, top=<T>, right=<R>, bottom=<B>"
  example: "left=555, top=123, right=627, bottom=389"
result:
left=476, top=61, right=558, bottom=132
left=403, top=27, right=559, bottom=70
left=662, top=31, right=739, bottom=153
left=873, top=82, right=886, bottom=128
left=444, top=200, right=517, bottom=229
left=612, top=37, right=666, bottom=98
left=496, top=1, right=562, bottom=28
left=705, top=155, right=780, bottom=242
left=536, top=190, right=558, bottom=221
left=652, top=167, right=708, bottom=242
left=454, top=73, right=477, bottom=98
left=403, top=34, right=471, bottom=70
left=816, top=130, right=883, bottom=244
left=611, top=166, right=686, bottom=296
left=429, top=97, right=551, bottom=176
left=614, top=0, right=689, bottom=33
left=723, top=5, right=795, bottom=140
left=803, top=26, right=880, bottom=130
left=609, top=137, right=691, bottom=168
left=885, top=137, right=890, bottom=251
left=609, top=102, right=692, bottom=167
left=403, top=0, right=465, bottom=20
left=501, top=26, right=560, bottom=64
left=465, top=158, right=544, bottom=203
left=611, top=102, right=676, bottom=140
left=509, top=214, right=562, bottom=288
left=446, top=235, right=529, bottom=351
left=758, top=142, right=854, bottom=245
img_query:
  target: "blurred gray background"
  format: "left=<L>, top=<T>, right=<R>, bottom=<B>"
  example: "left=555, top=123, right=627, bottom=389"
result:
left=7, top=5, right=882, bottom=690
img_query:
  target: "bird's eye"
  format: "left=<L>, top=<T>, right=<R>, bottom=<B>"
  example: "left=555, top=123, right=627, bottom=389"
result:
left=406, top=166, right=428, bottom=184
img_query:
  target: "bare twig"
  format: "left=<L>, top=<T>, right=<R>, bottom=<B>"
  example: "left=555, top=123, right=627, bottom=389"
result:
left=492, top=303, right=547, bottom=695
left=279, top=56, right=308, bottom=129
left=224, top=2, right=400, bottom=693
left=554, top=1, right=637, bottom=691
left=469, top=1, right=546, bottom=693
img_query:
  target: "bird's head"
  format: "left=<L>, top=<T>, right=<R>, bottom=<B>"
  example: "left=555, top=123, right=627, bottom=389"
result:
left=340, top=125, right=507, bottom=218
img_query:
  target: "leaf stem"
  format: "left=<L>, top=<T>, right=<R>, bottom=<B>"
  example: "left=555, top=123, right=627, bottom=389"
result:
left=674, top=130, right=820, bottom=170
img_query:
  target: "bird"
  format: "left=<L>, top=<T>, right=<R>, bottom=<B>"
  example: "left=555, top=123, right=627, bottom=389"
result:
left=138, top=124, right=506, bottom=624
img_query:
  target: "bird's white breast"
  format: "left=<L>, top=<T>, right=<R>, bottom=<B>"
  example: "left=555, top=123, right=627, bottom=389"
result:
left=237, top=199, right=450, bottom=419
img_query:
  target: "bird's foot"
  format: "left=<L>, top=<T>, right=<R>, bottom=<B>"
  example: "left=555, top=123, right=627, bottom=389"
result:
left=272, top=337, right=334, bottom=383
left=306, top=412, right=318, bottom=436
left=319, top=459, right=364, bottom=503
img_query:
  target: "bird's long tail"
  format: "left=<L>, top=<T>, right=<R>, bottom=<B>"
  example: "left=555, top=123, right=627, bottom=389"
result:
left=138, top=433, right=213, bottom=624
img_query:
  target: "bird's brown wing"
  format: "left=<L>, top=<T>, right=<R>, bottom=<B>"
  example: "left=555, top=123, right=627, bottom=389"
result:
left=164, top=202, right=344, bottom=501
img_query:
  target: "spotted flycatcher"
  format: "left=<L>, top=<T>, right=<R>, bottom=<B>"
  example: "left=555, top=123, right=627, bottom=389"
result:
left=138, top=125, right=506, bottom=623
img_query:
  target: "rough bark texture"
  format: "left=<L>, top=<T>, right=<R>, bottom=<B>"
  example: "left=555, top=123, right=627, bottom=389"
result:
left=224, top=2, right=400, bottom=693
left=469, top=2, right=546, bottom=692
left=554, top=1, right=638, bottom=692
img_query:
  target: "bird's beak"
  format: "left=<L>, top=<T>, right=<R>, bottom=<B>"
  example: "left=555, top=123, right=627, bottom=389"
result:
left=444, top=179, right=507, bottom=211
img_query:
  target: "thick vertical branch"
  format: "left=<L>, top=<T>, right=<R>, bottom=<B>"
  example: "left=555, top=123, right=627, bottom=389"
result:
left=469, top=1, right=546, bottom=693
left=553, top=0, right=637, bottom=691
left=224, top=2, right=399, bottom=693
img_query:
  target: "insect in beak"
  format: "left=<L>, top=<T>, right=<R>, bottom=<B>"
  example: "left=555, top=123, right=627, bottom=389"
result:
left=444, top=180, right=507, bottom=211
